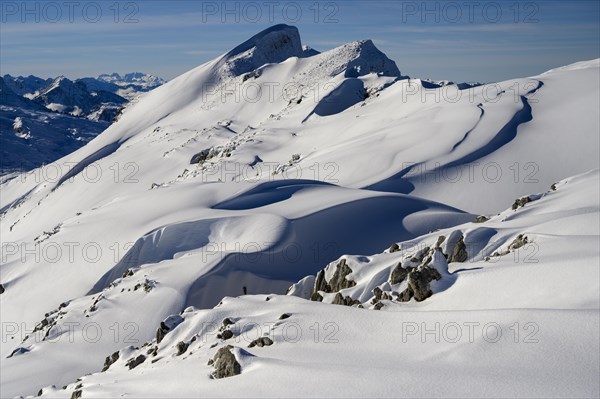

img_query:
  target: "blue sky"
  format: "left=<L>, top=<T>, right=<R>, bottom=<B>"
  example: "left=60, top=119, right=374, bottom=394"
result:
left=1, top=1, right=599, bottom=83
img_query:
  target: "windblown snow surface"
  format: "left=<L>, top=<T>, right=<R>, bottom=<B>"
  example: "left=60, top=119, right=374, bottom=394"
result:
left=0, top=25, right=598, bottom=398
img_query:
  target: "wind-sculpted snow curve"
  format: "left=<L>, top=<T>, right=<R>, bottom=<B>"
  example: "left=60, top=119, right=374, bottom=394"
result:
left=212, top=179, right=334, bottom=210
left=451, top=103, right=485, bottom=152
left=303, top=78, right=366, bottom=121
left=364, top=81, right=544, bottom=199
left=441, top=81, right=543, bottom=168
left=190, top=191, right=473, bottom=308
left=52, top=141, right=123, bottom=190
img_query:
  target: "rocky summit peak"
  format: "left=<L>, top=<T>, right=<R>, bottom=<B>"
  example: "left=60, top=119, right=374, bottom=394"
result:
left=222, top=24, right=303, bottom=76
left=340, top=39, right=401, bottom=78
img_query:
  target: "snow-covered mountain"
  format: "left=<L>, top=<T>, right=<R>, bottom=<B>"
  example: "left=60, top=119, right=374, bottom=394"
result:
left=0, top=73, right=165, bottom=175
left=83, top=72, right=165, bottom=100
left=0, top=24, right=598, bottom=398
left=31, top=76, right=127, bottom=117
left=0, top=77, right=109, bottom=176
left=97, top=72, right=165, bottom=87
left=1, top=75, right=53, bottom=97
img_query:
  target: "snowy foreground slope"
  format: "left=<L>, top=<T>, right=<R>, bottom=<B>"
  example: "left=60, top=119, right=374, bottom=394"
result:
left=0, top=25, right=598, bottom=397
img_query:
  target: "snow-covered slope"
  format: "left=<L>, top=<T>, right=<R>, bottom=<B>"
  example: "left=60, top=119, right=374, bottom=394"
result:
left=0, top=24, right=598, bottom=398
left=20, top=171, right=600, bottom=398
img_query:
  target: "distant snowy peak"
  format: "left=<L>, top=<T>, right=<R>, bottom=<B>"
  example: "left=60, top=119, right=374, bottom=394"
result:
left=92, top=72, right=165, bottom=100
left=97, top=72, right=166, bottom=88
left=0, top=76, right=47, bottom=111
left=123, top=72, right=165, bottom=85
left=222, top=24, right=304, bottom=77
left=332, top=39, right=402, bottom=78
left=32, top=75, right=126, bottom=116
left=38, top=75, right=75, bottom=96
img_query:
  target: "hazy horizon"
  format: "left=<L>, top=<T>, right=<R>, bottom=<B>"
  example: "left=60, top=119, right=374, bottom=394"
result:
left=1, top=1, right=599, bottom=83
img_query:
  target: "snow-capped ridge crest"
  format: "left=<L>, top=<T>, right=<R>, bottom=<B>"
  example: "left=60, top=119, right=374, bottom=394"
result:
left=221, top=24, right=304, bottom=77
left=218, top=25, right=401, bottom=79
left=333, top=39, right=402, bottom=78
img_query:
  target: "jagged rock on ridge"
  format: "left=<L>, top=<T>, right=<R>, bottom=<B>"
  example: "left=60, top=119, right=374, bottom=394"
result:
left=328, top=259, right=356, bottom=292
left=125, top=354, right=146, bottom=370
left=102, top=351, right=119, bottom=372
left=512, top=196, right=532, bottom=210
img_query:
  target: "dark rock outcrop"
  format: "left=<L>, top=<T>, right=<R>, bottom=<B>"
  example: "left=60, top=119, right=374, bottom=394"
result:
left=156, top=322, right=170, bottom=344
left=389, top=243, right=400, bottom=253
left=310, top=292, right=323, bottom=302
left=190, top=149, right=211, bottom=164
left=512, top=196, right=532, bottom=210
left=435, top=235, right=446, bottom=248
left=449, top=236, right=468, bottom=263
left=389, top=262, right=408, bottom=284
left=493, top=234, right=530, bottom=257
left=211, top=345, right=241, bottom=378
left=407, top=267, right=442, bottom=302
left=398, top=286, right=413, bottom=302
left=125, top=354, right=146, bottom=370
left=332, top=292, right=361, bottom=306
left=121, top=269, right=134, bottom=278
left=147, top=346, right=158, bottom=357
left=410, top=247, right=430, bottom=263
left=310, top=259, right=356, bottom=300
left=248, top=337, right=273, bottom=348
left=328, top=259, right=356, bottom=292
left=102, top=351, right=119, bottom=372
left=218, top=330, right=234, bottom=340
left=222, top=318, right=235, bottom=327
left=176, top=341, right=189, bottom=356
left=508, top=234, right=529, bottom=250
left=311, top=270, right=328, bottom=300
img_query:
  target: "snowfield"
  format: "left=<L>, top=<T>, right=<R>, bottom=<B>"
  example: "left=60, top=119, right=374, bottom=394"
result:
left=0, top=24, right=598, bottom=398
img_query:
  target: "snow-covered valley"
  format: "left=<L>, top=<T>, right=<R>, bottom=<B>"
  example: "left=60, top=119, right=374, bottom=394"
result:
left=0, top=24, right=598, bottom=398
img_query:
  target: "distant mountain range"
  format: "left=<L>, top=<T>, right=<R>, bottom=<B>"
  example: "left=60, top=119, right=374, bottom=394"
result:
left=3, top=72, right=165, bottom=117
left=0, top=73, right=165, bottom=175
